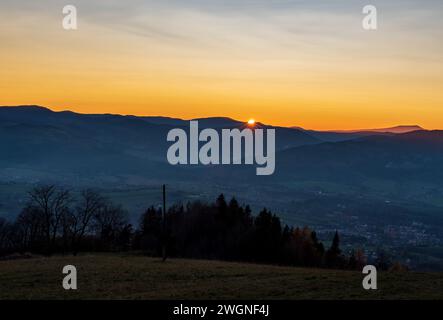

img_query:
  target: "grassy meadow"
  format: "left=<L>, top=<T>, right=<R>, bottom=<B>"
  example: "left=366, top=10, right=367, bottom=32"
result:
left=0, top=253, right=442, bottom=300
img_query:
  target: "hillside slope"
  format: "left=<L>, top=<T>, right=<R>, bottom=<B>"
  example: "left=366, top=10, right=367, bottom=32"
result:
left=0, top=254, right=442, bottom=299
left=0, top=106, right=320, bottom=184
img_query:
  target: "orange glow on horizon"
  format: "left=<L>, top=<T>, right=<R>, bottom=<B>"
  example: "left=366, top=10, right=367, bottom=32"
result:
left=1, top=3, right=442, bottom=131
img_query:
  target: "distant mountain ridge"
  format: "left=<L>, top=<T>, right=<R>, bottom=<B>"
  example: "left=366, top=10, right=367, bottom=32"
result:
left=1, top=105, right=443, bottom=255
left=1, top=106, right=428, bottom=133
left=290, top=124, right=427, bottom=142
left=0, top=105, right=320, bottom=184
left=326, top=125, right=425, bottom=134
left=1, top=105, right=441, bottom=182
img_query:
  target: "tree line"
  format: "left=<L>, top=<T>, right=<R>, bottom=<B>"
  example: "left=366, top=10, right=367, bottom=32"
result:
left=0, top=185, right=369, bottom=270
left=0, top=185, right=131, bottom=255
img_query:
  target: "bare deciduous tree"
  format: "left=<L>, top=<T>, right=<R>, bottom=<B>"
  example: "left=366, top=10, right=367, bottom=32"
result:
left=70, top=189, right=105, bottom=255
left=94, top=203, right=128, bottom=249
left=27, top=185, right=72, bottom=254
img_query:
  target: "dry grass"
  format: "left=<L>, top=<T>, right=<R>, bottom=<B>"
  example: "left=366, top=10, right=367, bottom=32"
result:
left=0, top=253, right=442, bottom=300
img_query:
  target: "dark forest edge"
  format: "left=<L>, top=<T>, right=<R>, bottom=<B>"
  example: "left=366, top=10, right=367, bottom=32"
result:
left=0, top=185, right=402, bottom=271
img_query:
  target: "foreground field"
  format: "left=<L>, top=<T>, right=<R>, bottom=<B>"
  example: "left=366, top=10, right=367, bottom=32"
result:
left=0, top=253, right=442, bottom=300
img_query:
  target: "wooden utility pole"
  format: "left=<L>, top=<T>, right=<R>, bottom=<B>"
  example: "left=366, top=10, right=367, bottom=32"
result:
left=162, top=184, right=167, bottom=262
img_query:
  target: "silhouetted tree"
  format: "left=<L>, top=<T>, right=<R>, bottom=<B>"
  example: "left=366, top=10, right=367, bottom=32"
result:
left=325, top=231, right=343, bottom=268
left=348, top=250, right=357, bottom=269
left=70, top=189, right=104, bottom=255
left=27, top=185, right=72, bottom=254
left=375, top=249, right=392, bottom=271
left=5, top=188, right=364, bottom=271
left=355, top=249, right=367, bottom=270
left=94, top=203, right=129, bottom=251
left=0, top=218, right=14, bottom=254
left=138, top=206, right=163, bottom=256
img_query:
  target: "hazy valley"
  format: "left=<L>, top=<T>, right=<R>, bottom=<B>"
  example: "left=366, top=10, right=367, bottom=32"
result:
left=1, top=105, right=443, bottom=270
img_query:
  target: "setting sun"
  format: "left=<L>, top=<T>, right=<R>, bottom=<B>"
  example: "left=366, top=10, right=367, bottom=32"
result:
left=247, top=119, right=256, bottom=126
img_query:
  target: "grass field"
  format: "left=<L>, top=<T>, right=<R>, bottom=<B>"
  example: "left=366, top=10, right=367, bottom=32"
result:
left=0, top=253, right=442, bottom=300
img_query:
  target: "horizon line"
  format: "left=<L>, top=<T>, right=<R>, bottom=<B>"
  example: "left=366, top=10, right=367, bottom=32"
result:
left=1, top=104, right=440, bottom=132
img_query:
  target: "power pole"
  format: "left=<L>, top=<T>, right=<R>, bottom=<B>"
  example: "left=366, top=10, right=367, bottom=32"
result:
left=162, top=184, right=167, bottom=262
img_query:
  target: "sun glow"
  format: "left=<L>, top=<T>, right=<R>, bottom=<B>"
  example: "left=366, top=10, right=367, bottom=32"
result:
left=247, top=119, right=256, bottom=126
left=1, top=1, right=442, bottom=130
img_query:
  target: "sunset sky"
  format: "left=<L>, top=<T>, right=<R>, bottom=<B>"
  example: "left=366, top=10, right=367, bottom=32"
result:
left=1, top=0, right=442, bottom=130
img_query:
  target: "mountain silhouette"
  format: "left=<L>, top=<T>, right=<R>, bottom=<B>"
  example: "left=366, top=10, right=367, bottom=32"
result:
left=326, top=125, right=425, bottom=134
left=1, top=105, right=443, bottom=244
left=0, top=106, right=320, bottom=182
